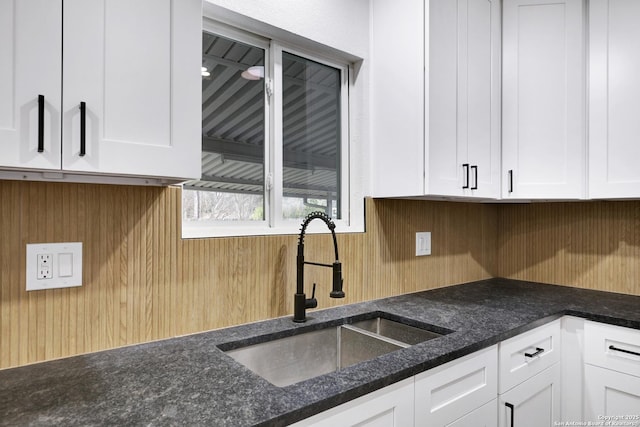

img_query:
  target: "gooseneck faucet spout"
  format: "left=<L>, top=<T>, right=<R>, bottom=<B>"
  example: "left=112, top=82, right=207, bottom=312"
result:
left=294, top=212, right=345, bottom=323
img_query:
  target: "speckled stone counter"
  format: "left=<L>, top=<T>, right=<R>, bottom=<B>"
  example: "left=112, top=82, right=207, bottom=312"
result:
left=1, top=278, right=639, bottom=426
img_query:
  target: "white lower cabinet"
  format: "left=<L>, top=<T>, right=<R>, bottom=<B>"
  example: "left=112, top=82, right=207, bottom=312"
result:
left=295, top=318, right=640, bottom=426
left=293, top=346, right=497, bottom=427
left=584, top=364, right=640, bottom=421
left=290, top=377, right=414, bottom=427
left=583, top=320, right=640, bottom=423
left=446, top=399, right=497, bottom=427
left=414, top=345, right=498, bottom=425
left=498, top=320, right=562, bottom=426
left=498, top=319, right=561, bottom=393
left=498, top=363, right=562, bottom=427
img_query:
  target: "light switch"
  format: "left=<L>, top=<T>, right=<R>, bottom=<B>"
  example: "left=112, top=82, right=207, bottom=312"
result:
left=415, top=232, right=431, bottom=256
left=58, top=253, right=73, bottom=277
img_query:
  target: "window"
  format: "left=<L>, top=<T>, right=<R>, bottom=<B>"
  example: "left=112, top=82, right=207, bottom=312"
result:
left=182, top=21, right=356, bottom=237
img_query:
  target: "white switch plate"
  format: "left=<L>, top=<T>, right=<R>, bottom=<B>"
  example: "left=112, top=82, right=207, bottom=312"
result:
left=415, top=232, right=431, bottom=256
left=26, top=242, right=83, bottom=291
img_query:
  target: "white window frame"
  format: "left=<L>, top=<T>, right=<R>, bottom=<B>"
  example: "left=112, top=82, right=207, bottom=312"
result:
left=182, top=18, right=362, bottom=238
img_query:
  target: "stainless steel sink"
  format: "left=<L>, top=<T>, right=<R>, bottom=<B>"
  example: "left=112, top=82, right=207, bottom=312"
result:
left=351, top=317, right=443, bottom=345
left=222, top=316, right=446, bottom=387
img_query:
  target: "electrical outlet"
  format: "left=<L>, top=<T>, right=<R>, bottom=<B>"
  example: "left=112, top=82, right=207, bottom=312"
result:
left=37, top=253, right=53, bottom=279
left=415, top=232, right=431, bottom=256
left=26, top=243, right=82, bottom=291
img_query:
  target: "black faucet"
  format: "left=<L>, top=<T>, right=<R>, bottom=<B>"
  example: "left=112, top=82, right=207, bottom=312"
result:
left=294, top=211, right=345, bottom=323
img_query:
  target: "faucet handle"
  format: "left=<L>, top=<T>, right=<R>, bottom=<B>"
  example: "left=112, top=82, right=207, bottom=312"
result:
left=305, top=283, right=318, bottom=309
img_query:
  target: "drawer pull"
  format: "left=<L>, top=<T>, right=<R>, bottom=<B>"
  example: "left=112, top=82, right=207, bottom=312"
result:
left=609, top=345, right=640, bottom=357
left=524, top=347, right=545, bottom=358
left=505, top=402, right=515, bottom=426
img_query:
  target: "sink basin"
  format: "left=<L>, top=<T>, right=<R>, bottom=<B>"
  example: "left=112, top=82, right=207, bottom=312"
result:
left=351, top=317, right=443, bottom=346
left=221, top=314, right=448, bottom=387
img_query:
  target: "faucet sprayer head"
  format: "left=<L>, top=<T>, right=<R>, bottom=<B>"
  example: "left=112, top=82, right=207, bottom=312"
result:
left=330, top=261, right=345, bottom=298
left=297, top=211, right=340, bottom=261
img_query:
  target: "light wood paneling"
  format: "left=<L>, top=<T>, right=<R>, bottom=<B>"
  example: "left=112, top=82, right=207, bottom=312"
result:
left=5, top=183, right=639, bottom=370
left=0, top=182, right=499, bottom=369
left=363, top=199, right=498, bottom=300
left=497, top=201, right=640, bottom=296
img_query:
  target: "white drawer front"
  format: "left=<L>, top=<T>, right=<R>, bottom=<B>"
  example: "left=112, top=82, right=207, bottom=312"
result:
left=415, top=345, right=498, bottom=426
left=498, top=319, right=561, bottom=393
left=291, top=377, right=415, bottom=427
left=585, top=320, right=640, bottom=377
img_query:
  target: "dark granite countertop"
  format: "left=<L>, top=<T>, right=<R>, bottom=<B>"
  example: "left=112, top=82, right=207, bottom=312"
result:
left=1, top=278, right=639, bottom=426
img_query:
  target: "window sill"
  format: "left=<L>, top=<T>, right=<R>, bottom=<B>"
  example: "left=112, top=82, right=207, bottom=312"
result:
left=182, top=219, right=364, bottom=239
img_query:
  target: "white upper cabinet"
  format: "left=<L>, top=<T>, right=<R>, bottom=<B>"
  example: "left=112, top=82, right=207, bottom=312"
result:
left=0, top=0, right=62, bottom=170
left=589, top=0, right=640, bottom=198
left=370, top=0, right=424, bottom=198
left=502, top=0, right=586, bottom=199
left=0, top=0, right=201, bottom=184
left=429, top=0, right=501, bottom=199
left=371, top=0, right=501, bottom=199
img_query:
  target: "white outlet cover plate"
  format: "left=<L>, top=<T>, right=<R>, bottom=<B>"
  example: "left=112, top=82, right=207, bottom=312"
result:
left=415, top=232, right=431, bottom=256
left=26, top=242, right=83, bottom=291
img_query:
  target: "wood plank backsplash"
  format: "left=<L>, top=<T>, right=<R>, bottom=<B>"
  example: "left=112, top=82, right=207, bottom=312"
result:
left=2, top=181, right=638, bottom=369
left=497, top=201, right=640, bottom=296
left=0, top=182, right=496, bottom=369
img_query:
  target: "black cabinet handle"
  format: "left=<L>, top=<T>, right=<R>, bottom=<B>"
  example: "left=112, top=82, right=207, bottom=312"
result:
left=505, top=402, right=514, bottom=426
left=524, top=347, right=545, bottom=358
left=462, top=164, right=470, bottom=189
left=79, top=102, right=86, bottom=157
left=38, top=95, right=45, bottom=153
left=471, top=165, right=478, bottom=190
left=609, top=345, right=640, bottom=357
left=508, top=169, right=513, bottom=193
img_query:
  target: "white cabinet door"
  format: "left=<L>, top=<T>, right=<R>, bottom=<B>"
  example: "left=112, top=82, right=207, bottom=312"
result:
left=502, top=0, right=585, bottom=199
left=427, top=0, right=462, bottom=197
left=429, top=0, right=501, bottom=199
left=589, top=0, right=640, bottom=198
left=370, top=0, right=425, bottom=198
left=445, top=399, right=497, bottom=427
left=0, top=0, right=62, bottom=170
left=290, top=378, right=414, bottom=427
left=584, top=364, right=640, bottom=422
left=464, top=0, right=501, bottom=199
left=62, top=0, right=201, bottom=180
left=498, top=363, right=561, bottom=427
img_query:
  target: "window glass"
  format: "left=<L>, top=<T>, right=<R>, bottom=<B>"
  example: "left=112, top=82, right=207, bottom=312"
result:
left=183, top=32, right=266, bottom=222
left=281, top=52, right=342, bottom=220
left=181, top=24, right=359, bottom=238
